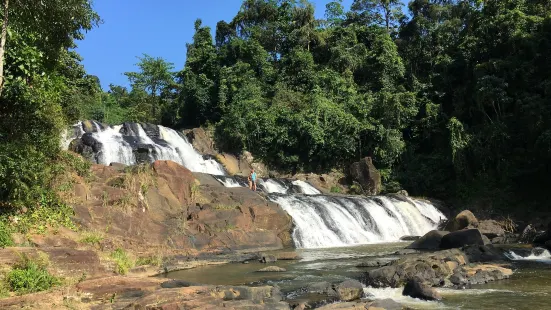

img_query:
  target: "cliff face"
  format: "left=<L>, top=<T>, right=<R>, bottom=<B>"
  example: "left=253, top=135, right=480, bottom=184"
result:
left=69, top=160, right=293, bottom=255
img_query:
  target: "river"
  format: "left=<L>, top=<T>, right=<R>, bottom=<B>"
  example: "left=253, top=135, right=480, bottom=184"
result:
left=164, top=243, right=551, bottom=310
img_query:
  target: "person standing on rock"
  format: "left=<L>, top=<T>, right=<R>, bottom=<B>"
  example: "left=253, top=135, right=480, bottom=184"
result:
left=250, top=169, right=257, bottom=191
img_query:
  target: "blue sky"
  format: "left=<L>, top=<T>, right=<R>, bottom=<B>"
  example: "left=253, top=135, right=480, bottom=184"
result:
left=76, top=0, right=355, bottom=89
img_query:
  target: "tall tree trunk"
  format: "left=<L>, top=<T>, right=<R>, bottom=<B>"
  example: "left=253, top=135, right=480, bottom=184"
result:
left=0, top=0, right=9, bottom=97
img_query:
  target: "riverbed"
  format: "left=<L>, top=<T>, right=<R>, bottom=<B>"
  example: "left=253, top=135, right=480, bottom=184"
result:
left=164, top=243, right=551, bottom=309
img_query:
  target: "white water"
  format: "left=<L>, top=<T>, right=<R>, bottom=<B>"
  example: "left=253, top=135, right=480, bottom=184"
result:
left=292, top=180, right=321, bottom=195
left=505, top=248, right=551, bottom=263
left=64, top=121, right=226, bottom=175
left=218, top=177, right=243, bottom=188
left=262, top=179, right=289, bottom=194
left=270, top=195, right=446, bottom=249
left=93, top=124, right=136, bottom=166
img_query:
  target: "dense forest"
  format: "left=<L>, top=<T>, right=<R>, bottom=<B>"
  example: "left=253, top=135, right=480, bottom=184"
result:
left=1, top=0, right=551, bottom=218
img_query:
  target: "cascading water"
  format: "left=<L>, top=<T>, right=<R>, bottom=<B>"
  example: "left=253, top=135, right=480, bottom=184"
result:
left=505, top=248, right=551, bottom=263
left=63, top=121, right=226, bottom=175
left=269, top=194, right=446, bottom=249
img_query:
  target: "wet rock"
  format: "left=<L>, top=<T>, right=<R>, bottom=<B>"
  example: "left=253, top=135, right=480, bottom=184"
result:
left=407, top=230, right=449, bottom=250
left=356, top=259, right=395, bottom=268
left=440, top=229, right=488, bottom=249
left=306, top=282, right=338, bottom=296
left=257, top=266, right=286, bottom=272
left=366, top=298, right=404, bottom=310
left=457, top=265, right=513, bottom=285
left=349, top=157, right=382, bottom=195
left=336, top=280, right=364, bottom=301
left=478, top=220, right=506, bottom=239
left=402, top=278, right=442, bottom=301
left=277, top=251, right=301, bottom=260
left=394, top=249, right=421, bottom=255
left=400, top=235, right=420, bottom=241
left=445, top=210, right=479, bottom=232
left=519, top=224, right=538, bottom=243
left=463, top=245, right=505, bottom=262
left=260, top=254, right=278, bottom=263
left=545, top=240, right=551, bottom=250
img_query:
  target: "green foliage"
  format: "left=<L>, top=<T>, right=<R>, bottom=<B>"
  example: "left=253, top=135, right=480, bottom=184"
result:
left=110, top=248, right=134, bottom=275
left=135, top=255, right=163, bottom=267
left=6, top=254, right=60, bottom=294
left=80, top=231, right=104, bottom=246
left=330, top=186, right=342, bottom=194
left=0, top=221, right=13, bottom=248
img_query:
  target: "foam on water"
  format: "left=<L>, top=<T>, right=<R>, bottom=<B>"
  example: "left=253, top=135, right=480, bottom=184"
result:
left=292, top=180, right=321, bottom=195
left=505, top=248, right=551, bottom=263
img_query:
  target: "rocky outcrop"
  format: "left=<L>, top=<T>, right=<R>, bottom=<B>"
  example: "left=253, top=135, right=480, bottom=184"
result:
left=349, top=157, right=382, bottom=195
left=402, top=278, right=442, bottom=301
left=361, top=248, right=512, bottom=289
left=478, top=220, right=506, bottom=239
left=68, top=160, right=293, bottom=257
left=445, top=210, right=479, bottom=231
left=440, top=229, right=489, bottom=249
left=335, top=280, right=364, bottom=302
left=406, top=230, right=449, bottom=250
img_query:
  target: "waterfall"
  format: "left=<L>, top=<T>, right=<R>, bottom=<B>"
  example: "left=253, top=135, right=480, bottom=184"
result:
left=269, top=194, right=446, bottom=249
left=63, top=121, right=226, bottom=175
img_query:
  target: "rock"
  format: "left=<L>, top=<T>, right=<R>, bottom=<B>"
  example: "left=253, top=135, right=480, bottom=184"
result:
left=260, top=254, right=278, bottom=263
left=161, top=280, right=198, bottom=288
left=454, top=265, right=513, bottom=286
left=361, top=249, right=468, bottom=288
left=257, top=266, right=287, bottom=272
left=394, top=249, right=421, bottom=255
left=306, top=282, right=338, bottom=296
left=519, top=224, right=538, bottom=243
left=445, top=210, right=479, bottom=232
left=349, top=157, right=382, bottom=195
left=366, top=299, right=404, bottom=310
left=440, top=229, right=488, bottom=249
left=407, top=230, right=449, bottom=250
left=316, top=302, right=369, bottom=310
left=335, top=280, right=364, bottom=302
left=356, top=259, right=395, bottom=268
left=463, top=245, right=505, bottom=262
left=277, top=251, right=301, bottom=260
left=396, top=190, right=409, bottom=197
left=545, top=240, right=551, bottom=250
left=478, top=220, right=506, bottom=239
left=402, top=278, right=442, bottom=301
left=400, top=235, right=420, bottom=241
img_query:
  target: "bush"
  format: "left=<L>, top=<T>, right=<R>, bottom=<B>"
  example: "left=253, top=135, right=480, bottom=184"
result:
left=6, top=255, right=60, bottom=294
left=110, top=248, right=134, bottom=275
left=0, top=221, right=13, bottom=248
left=330, top=186, right=342, bottom=193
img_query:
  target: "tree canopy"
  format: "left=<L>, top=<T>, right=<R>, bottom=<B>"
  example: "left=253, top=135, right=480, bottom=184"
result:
left=3, top=0, right=551, bottom=214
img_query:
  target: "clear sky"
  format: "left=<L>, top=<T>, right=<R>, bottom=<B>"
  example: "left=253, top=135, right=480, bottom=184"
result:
left=76, top=0, right=355, bottom=90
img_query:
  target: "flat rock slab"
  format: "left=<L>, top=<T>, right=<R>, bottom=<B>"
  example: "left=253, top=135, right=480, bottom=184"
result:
left=257, top=266, right=287, bottom=272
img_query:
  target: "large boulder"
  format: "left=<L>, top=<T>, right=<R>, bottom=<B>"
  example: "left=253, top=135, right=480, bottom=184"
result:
left=440, top=229, right=488, bottom=249
left=335, top=280, right=364, bottom=301
left=407, top=230, right=449, bottom=250
left=445, top=210, right=479, bottom=232
left=402, top=278, right=442, bottom=301
left=478, top=220, right=506, bottom=239
left=362, top=249, right=468, bottom=288
left=349, top=157, right=382, bottom=195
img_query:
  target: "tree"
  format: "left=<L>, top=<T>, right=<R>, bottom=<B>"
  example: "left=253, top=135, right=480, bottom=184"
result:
left=325, top=0, right=345, bottom=27
left=350, top=0, right=404, bottom=33
left=124, top=54, right=175, bottom=120
left=0, top=0, right=100, bottom=95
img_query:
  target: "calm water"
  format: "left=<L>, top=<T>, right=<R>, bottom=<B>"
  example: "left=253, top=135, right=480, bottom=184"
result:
left=164, top=243, right=551, bottom=310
